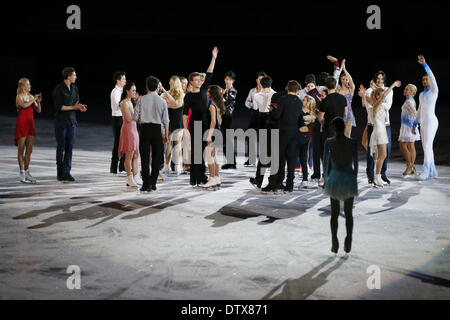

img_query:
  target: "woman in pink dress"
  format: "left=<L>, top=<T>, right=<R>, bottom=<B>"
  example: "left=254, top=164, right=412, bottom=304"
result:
left=118, top=82, right=140, bottom=187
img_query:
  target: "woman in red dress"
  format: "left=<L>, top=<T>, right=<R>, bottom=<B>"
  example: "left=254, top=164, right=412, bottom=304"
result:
left=15, top=78, right=41, bottom=183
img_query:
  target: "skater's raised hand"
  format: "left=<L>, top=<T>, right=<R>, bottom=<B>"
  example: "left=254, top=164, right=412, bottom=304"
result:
left=212, top=46, right=218, bottom=59
left=358, top=84, right=366, bottom=97
left=326, top=55, right=337, bottom=63
left=394, top=80, right=402, bottom=87
left=418, top=55, right=426, bottom=65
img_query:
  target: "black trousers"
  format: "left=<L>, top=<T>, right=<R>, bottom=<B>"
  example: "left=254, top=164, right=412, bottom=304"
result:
left=255, top=125, right=273, bottom=186
left=271, top=130, right=299, bottom=188
left=298, top=133, right=310, bottom=181
left=245, top=109, right=259, bottom=162
left=311, top=122, right=323, bottom=178
left=139, top=123, right=163, bottom=186
left=189, top=124, right=207, bottom=185
left=221, top=113, right=236, bottom=164
left=111, top=116, right=125, bottom=173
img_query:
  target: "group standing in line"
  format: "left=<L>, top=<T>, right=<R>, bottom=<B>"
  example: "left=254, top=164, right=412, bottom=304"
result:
left=13, top=54, right=440, bottom=190
left=12, top=53, right=442, bottom=254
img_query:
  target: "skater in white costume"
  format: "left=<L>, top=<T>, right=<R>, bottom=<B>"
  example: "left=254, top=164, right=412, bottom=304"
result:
left=359, top=80, right=401, bottom=187
left=413, top=55, right=439, bottom=180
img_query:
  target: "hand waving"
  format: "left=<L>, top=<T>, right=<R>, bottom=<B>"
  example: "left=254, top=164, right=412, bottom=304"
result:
left=212, top=47, right=218, bottom=59
left=326, top=55, right=337, bottom=63
left=418, top=55, right=426, bottom=65
left=358, top=84, right=366, bottom=97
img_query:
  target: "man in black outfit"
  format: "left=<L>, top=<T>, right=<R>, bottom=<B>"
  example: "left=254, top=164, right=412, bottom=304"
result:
left=249, top=92, right=283, bottom=189
left=52, top=67, right=87, bottom=182
left=262, top=80, right=303, bottom=193
left=318, top=76, right=348, bottom=140
left=317, top=76, right=348, bottom=187
left=133, top=76, right=169, bottom=192
left=183, top=47, right=219, bottom=186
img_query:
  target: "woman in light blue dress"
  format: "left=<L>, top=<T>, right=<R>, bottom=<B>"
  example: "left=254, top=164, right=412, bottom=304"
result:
left=323, top=117, right=358, bottom=254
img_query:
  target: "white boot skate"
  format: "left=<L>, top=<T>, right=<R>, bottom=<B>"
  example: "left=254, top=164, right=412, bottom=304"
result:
left=201, top=177, right=217, bottom=190
left=126, top=175, right=137, bottom=187
left=20, top=170, right=27, bottom=183
left=25, top=170, right=36, bottom=184
left=374, top=174, right=384, bottom=188
left=133, top=174, right=143, bottom=186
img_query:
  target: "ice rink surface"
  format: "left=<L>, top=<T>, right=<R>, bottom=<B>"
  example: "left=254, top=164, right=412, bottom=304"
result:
left=1, top=116, right=449, bottom=299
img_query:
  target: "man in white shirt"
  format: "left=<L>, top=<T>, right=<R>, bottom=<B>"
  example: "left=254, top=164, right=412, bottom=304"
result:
left=244, top=71, right=267, bottom=166
left=253, top=76, right=276, bottom=134
left=364, top=71, right=393, bottom=185
left=110, top=71, right=126, bottom=174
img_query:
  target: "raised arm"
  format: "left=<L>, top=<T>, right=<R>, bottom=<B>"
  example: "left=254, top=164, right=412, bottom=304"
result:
left=342, top=59, right=355, bottom=95
left=206, top=47, right=218, bottom=73
left=162, top=91, right=176, bottom=108
left=327, top=55, right=341, bottom=88
left=381, top=80, right=401, bottom=102
left=418, top=55, right=438, bottom=93
left=358, top=85, right=366, bottom=102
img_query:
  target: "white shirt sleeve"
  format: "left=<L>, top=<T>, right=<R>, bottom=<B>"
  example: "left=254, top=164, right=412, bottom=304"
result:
left=424, top=63, right=438, bottom=94
left=382, top=88, right=393, bottom=111
left=110, top=87, right=122, bottom=116
left=245, top=88, right=255, bottom=109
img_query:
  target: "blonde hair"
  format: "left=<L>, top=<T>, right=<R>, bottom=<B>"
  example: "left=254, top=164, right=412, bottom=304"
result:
left=303, top=95, right=316, bottom=118
left=406, top=83, right=417, bottom=97
left=188, top=72, right=203, bottom=82
left=370, top=87, right=384, bottom=104
left=17, top=78, right=33, bottom=102
left=168, top=76, right=185, bottom=102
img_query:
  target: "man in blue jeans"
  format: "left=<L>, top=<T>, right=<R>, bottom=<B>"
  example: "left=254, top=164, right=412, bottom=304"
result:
left=364, top=71, right=393, bottom=185
left=52, top=67, right=87, bottom=181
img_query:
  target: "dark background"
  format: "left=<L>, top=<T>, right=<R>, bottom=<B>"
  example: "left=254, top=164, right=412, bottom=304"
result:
left=2, top=0, right=449, bottom=163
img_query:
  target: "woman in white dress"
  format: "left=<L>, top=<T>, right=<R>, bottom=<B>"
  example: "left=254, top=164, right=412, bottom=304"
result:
left=359, top=80, right=401, bottom=187
left=398, top=84, right=420, bottom=176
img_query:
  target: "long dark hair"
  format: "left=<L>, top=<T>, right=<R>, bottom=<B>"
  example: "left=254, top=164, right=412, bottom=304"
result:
left=330, top=117, right=352, bottom=167
left=208, top=85, right=225, bottom=125
left=120, top=82, right=135, bottom=103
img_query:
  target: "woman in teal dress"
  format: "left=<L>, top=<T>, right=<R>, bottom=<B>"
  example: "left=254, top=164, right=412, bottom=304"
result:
left=323, top=117, right=358, bottom=254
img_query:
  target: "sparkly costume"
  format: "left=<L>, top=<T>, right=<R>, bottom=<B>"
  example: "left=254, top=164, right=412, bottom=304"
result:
left=398, top=97, right=420, bottom=142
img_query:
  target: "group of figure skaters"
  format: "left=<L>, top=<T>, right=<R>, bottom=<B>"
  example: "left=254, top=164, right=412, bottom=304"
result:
left=14, top=48, right=439, bottom=253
